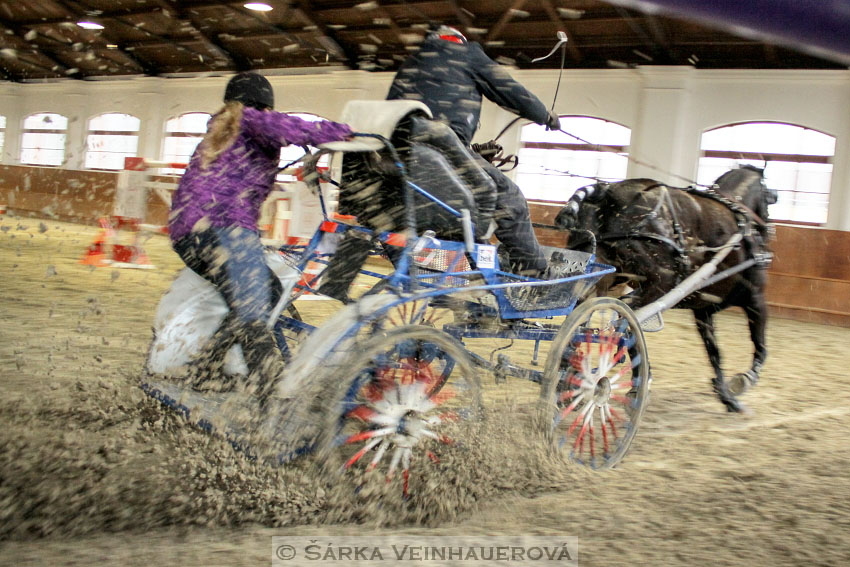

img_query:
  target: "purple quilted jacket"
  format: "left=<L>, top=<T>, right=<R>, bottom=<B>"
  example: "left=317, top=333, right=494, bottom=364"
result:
left=168, top=107, right=351, bottom=241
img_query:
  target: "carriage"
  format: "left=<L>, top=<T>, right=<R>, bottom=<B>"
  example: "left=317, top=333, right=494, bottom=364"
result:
left=143, top=99, right=764, bottom=495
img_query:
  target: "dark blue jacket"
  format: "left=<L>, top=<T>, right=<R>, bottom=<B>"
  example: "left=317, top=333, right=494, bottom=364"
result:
left=387, top=34, right=551, bottom=145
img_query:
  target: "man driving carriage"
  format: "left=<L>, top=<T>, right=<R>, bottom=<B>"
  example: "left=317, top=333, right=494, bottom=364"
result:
left=318, top=25, right=564, bottom=302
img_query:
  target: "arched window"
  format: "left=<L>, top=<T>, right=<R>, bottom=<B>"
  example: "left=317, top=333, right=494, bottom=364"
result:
left=697, top=122, right=834, bottom=225
left=276, top=112, right=330, bottom=182
left=161, top=112, right=211, bottom=174
left=0, top=116, right=5, bottom=159
left=85, top=113, right=141, bottom=170
left=516, top=116, right=631, bottom=202
left=20, top=112, right=68, bottom=166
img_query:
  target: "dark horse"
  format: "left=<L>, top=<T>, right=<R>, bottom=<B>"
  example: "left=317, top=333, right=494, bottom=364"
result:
left=556, top=165, right=777, bottom=413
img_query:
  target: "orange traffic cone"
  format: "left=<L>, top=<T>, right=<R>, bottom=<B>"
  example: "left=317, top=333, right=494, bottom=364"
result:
left=80, top=230, right=109, bottom=267
left=110, top=242, right=154, bottom=269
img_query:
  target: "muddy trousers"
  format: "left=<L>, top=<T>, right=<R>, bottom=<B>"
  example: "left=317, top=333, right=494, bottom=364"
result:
left=172, top=226, right=284, bottom=397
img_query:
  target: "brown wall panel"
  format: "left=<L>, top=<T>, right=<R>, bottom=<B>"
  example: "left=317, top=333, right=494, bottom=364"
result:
left=770, top=224, right=850, bottom=281
left=766, top=273, right=850, bottom=313
left=0, top=165, right=174, bottom=227
left=765, top=225, right=850, bottom=326
left=528, top=201, right=569, bottom=247
left=0, top=165, right=118, bottom=224
left=768, top=305, right=850, bottom=327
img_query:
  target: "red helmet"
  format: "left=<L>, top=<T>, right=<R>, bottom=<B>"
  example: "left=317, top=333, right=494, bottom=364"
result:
left=437, top=25, right=467, bottom=44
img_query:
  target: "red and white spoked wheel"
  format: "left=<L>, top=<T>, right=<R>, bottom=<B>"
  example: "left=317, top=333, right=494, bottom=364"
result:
left=321, top=325, right=480, bottom=497
left=541, top=297, right=650, bottom=469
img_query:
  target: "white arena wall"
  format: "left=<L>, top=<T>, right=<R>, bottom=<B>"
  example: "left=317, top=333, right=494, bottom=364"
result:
left=1, top=66, right=849, bottom=230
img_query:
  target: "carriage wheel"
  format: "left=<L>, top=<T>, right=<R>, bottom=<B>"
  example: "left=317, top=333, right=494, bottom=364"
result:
left=317, top=325, right=480, bottom=497
left=540, top=297, right=650, bottom=469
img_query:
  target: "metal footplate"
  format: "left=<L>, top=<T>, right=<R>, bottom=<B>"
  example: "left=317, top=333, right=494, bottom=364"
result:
left=140, top=379, right=315, bottom=463
left=640, top=311, right=665, bottom=332
left=539, top=245, right=593, bottom=276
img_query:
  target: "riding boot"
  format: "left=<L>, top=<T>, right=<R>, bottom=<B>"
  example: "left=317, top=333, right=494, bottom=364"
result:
left=184, top=315, right=239, bottom=393
left=239, top=320, right=287, bottom=409
left=316, top=233, right=373, bottom=303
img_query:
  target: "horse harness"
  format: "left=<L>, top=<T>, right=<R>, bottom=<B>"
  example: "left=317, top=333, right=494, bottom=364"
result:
left=591, top=183, right=773, bottom=272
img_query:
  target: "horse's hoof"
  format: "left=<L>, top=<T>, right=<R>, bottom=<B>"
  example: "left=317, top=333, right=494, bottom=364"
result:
left=721, top=395, right=753, bottom=415
left=734, top=403, right=755, bottom=416
left=728, top=372, right=757, bottom=396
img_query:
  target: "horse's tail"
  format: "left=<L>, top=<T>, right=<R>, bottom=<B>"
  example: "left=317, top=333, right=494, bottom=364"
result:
left=555, top=182, right=607, bottom=230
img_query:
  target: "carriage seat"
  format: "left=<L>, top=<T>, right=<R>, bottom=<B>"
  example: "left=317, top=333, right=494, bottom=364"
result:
left=314, top=100, right=495, bottom=304
left=324, top=99, right=494, bottom=243
left=319, top=100, right=433, bottom=153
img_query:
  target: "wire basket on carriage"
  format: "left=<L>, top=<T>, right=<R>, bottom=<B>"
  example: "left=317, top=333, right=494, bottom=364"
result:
left=410, top=242, right=613, bottom=317
left=412, top=246, right=480, bottom=288
left=499, top=247, right=601, bottom=312
left=500, top=266, right=609, bottom=312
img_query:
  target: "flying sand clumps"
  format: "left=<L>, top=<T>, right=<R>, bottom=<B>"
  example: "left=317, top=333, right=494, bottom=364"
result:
left=0, top=380, right=578, bottom=536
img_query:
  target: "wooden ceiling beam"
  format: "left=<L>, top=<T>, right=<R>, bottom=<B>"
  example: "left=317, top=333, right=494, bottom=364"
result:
left=539, top=0, right=582, bottom=62
left=0, top=19, right=77, bottom=79
left=643, top=15, right=679, bottom=63
left=367, top=2, right=408, bottom=47
left=53, top=0, right=213, bottom=73
left=289, top=0, right=360, bottom=68
left=201, top=0, right=357, bottom=67
left=211, top=0, right=298, bottom=43
left=763, top=43, right=779, bottom=66
left=13, top=6, right=173, bottom=27
left=611, top=5, right=672, bottom=64
left=152, top=0, right=245, bottom=69
left=0, top=48, right=67, bottom=76
left=446, top=0, right=480, bottom=40
left=485, top=0, right=527, bottom=42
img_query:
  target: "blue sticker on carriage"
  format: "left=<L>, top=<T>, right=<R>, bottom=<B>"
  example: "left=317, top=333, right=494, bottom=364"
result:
left=476, top=245, right=496, bottom=269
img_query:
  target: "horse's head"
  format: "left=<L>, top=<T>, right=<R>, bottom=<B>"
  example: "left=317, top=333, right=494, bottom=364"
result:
left=713, top=164, right=777, bottom=222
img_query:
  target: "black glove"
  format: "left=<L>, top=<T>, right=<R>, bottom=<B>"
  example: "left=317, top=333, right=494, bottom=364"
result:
left=545, top=110, right=561, bottom=131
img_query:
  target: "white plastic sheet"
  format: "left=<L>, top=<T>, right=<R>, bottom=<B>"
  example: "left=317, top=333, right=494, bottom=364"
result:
left=146, top=251, right=300, bottom=376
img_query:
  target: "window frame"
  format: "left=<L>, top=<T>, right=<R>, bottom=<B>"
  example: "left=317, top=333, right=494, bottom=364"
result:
left=84, top=112, right=141, bottom=171
left=161, top=112, right=212, bottom=174
left=20, top=112, right=68, bottom=167
left=698, top=121, right=834, bottom=226
left=515, top=115, right=631, bottom=204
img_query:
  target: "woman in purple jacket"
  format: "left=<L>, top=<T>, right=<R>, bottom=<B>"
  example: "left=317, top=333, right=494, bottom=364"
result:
left=168, top=72, right=351, bottom=401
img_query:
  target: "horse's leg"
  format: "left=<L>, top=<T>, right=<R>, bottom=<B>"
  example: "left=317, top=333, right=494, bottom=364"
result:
left=693, top=307, right=745, bottom=413
left=729, top=290, right=768, bottom=395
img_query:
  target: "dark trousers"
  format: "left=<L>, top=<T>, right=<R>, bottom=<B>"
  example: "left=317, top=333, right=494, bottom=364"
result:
left=316, top=232, right=374, bottom=303
left=173, top=226, right=282, bottom=326
left=476, top=156, right=548, bottom=275
left=321, top=120, right=549, bottom=302
left=172, top=226, right=283, bottom=382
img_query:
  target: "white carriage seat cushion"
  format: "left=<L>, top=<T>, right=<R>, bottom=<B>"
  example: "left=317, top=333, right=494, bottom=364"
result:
left=319, top=100, right=433, bottom=152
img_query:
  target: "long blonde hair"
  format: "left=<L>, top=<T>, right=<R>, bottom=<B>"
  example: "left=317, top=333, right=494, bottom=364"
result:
left=198, top=101, right=244, bottom=169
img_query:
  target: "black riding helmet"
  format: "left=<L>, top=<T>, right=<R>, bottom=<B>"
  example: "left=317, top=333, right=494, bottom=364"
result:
left=224, top=72, right=274, bottom=110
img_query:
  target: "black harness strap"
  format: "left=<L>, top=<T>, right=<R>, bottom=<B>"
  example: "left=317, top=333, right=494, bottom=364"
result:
left=596, top=232, right=688, bottom=256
